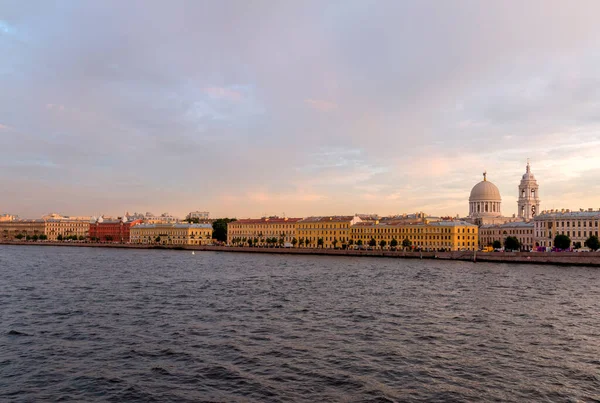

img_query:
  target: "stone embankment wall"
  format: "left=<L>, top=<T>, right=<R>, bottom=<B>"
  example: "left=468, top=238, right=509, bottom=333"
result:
left=2, top=241, right=600, bottom=267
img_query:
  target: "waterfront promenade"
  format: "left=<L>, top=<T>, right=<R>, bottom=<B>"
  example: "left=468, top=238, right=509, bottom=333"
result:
left=2, top=241, right=600, bottom=267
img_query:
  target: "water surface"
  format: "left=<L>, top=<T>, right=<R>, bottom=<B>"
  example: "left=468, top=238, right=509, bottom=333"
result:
left=1, top=245, right=599, bottom=402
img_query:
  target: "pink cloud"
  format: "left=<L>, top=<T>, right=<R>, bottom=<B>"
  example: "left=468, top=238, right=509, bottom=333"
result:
left=203, top=87, right=243, bottom=101
left=0, top=124, right=9, bottom=130
left=304, top=99, right=338, bottom=112
left=46, top=103, right=65, bottom=111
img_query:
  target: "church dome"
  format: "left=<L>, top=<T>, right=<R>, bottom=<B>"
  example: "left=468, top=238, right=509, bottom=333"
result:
left=469, top=176, right=501, bottom=201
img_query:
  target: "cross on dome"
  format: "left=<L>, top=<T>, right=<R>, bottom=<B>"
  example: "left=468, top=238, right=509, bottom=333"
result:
left=483, top=171, right=487, bottom=181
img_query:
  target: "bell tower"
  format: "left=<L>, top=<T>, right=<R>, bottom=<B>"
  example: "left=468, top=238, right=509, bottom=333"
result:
left=517, top=160, right=540, bottom=221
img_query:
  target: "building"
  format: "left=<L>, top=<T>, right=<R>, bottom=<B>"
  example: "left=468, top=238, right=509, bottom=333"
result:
left=479, top=222, right=535, bottom=251
left=350, top=220, right=479, bottom=251
left=130, top=223, right=213, bottom=245
left=89, top=216, right=143, bottom=243
left=296, top=215, right=363, bottom=248
left=467, top=172, right=508, bottom=225
left=227, top=217, right=302, bottom=246
left=517, top=161, right=541, bottom=221
left=0, top=213, right=18, bottom=222
left=42, top=213, right=91, bottom=221
left=534, top=209, right=600, bottom=249
left=45, top=219, right=90, bottom=240
left=187, top=211, right=209, bottom=221
left=0, top=220, right=46, bottom=240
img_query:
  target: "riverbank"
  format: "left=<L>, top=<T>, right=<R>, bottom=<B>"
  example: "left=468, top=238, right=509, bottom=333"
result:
left=3, top=241, right=600, bottom=267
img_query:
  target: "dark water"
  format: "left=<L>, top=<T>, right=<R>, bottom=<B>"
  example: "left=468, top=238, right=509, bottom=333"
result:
left=1, top=246, right=599, bottom=402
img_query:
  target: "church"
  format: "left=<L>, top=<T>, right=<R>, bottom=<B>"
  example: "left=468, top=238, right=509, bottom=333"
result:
left=468, top=162, right=539, bottom=250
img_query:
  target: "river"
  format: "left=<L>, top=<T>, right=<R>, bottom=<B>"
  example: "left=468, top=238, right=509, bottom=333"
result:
left=1, top=245, right=599, bottom=402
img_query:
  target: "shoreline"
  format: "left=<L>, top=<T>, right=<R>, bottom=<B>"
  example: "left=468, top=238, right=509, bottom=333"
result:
left=2, top=241, right=600, bottom=267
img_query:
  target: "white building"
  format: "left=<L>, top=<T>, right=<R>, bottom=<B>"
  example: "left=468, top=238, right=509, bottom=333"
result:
left=517, top=161, right=541, bottom=221
left=479, top=221, right=535, bottom=251
left=187, top=211, right=209, bottom=220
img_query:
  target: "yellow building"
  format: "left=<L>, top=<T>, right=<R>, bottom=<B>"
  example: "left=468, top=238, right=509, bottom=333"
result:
left=130, top=223, right=213, bottom=245
left=0, top=220, right=46, bottom=240
left=296, top=216, right=363, bottom=248
left=349, top=220, right=479, bottom=251
left=45, top=219, right=90, bottom=240
left=227, top=217, right=301, bottom=246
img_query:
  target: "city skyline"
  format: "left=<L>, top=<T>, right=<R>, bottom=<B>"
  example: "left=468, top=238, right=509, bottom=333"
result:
left=2, top=1, right=600, bottom=218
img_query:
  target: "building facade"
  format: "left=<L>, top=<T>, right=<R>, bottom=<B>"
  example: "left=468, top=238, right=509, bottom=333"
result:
left=45, top=219, right=90, bottom=240
left=534, top=210, right=600, bottom=249
left=517, top=161, right=540, bottom=221
left=296, top=216, right=363, bottom=248
left=227, top=217, right=301, bottom=245
left=130, top=223, right=213, bottom=245
left=479, top=222, right=535, bottom=251
left=350, top=220, right=479, bottom=251
left=0, top=220, right=46, bottom=240
left=89, top=217, right=143, bottom=242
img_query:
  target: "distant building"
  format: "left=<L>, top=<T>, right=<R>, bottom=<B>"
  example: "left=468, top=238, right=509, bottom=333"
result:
left=42, top=213, right=91, bottom=221
left=350, top=220, right=478, bottom=251
left=517, top=161, right=541, bottom=221
left=296, top=215, right=363, bottom=248
left=534, top=209, right=600, bottom=248
left=89, top=215, right=142, bottom=243
left=479, top=222, right=534, bottom=251
left=45, top=219, right=90, bottom=240
left=130, top=223, right=213, bottom=245
left=227, top=217, right=302, bottom=246
left=187, top=211, right=209, bottom=221
left=0, top=213, right=18, bottom=222
left=0, top=220, right=46, bottom=240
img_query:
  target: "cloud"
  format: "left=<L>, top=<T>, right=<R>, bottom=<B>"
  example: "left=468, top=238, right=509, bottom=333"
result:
left=0, top=123, right=10, bottom=130
left=203, top=87, right=243, bottom=101
left=2, top=1, right=600, bottom=218
left=304, top=99, right=338, bottom=112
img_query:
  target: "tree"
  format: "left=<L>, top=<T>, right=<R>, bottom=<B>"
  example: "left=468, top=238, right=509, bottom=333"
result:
left=369, top=238, right=377, bottom=248
left=247, top=238, right=253, bottom=247
left=25, top=235, right=31, bottom=241
left=585, top=235, right=600, bottom=251
left=574, top=241, right=582, bottom=249
left=402, top=238, right=412, bottom=248
left=39, top=234, right=47, bottom=241
left=332, top=238, right=338, bottom=249
left=390, top=238, right=398, bottom=249
left=32, top=235, right=39, bottom=241
left=105, top=235, right=114, bottom=242
left=554, top=234, right=571, bottom=250
left=492, top=240, right=502, bottom=249
left=253, top=237, right=258, bottom=246
left=305, top=238, right=311, bottom=248
left=78, top=235, right=85, bottom=241
left=379, top=239, right=387, bottom=249
left=504, top=236, right=521, bottom=251
left=278, top=237, right=284, bottom=247
left=357, top=239, right=363, bottom=247
left=292, top=237, right=298, bottom=247
left=348, top=239, right=354, bottom=248
left=15, top=234, right=24, bottom=240
left=317, top=238, right=324, bottom=248
left=57, top=234, right=63, bottom=241
left=155, top=236, right=161, bottom=243
left=186, top=217, right=200, bottom=224
left=212, top=218, right=237, bottom=243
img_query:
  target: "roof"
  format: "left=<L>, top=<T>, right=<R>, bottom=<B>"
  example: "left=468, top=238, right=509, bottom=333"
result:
left=535, top=210, right=600, bottom=219
left=429, top=220, right=479, bottom=228
left=469, top=180, right=502, bottom=202
left=480, top=221, right=534, bottom=229
left=132, top=223, right=213, bottom=229
left=231, top=218, right=302, bottom=225
left=299, top=216, right=357, bottom=223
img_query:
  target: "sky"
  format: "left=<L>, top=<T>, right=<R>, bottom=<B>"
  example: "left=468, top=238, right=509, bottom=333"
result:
left=2, top=0, right=600, bottom=219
